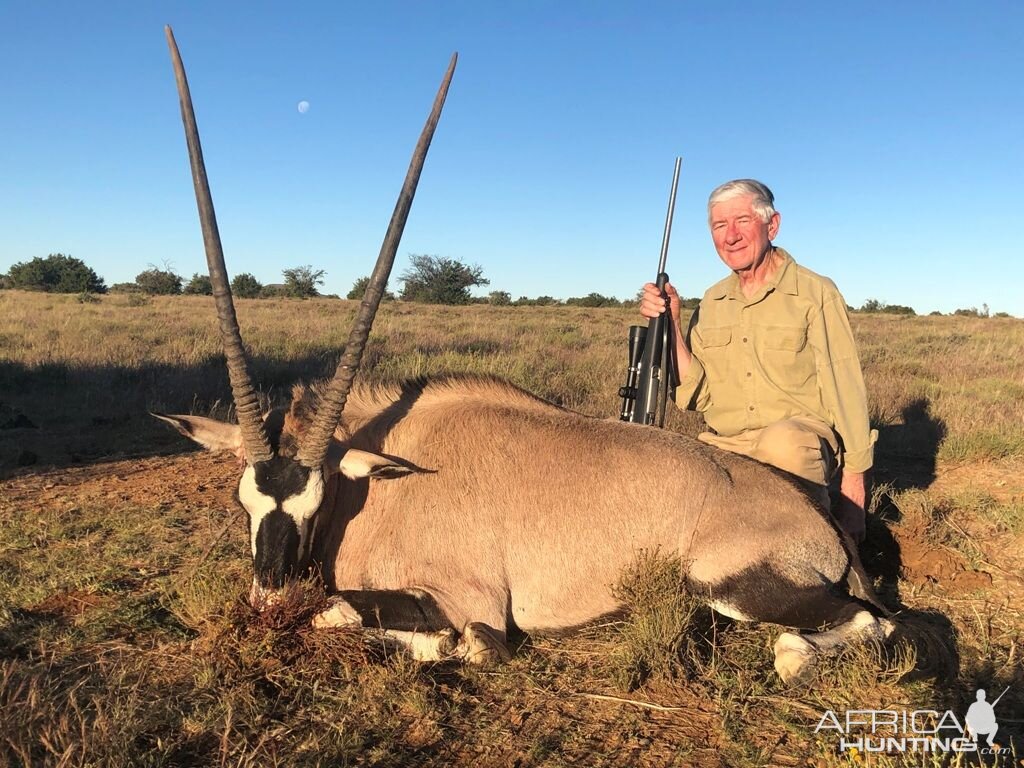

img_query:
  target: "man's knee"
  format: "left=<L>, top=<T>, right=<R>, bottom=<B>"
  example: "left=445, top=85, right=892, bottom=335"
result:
left=753, top=419, right=832, bottom=486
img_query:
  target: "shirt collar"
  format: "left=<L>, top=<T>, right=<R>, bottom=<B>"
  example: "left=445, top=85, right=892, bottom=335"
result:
left=709, top=246, right=798, bottom=301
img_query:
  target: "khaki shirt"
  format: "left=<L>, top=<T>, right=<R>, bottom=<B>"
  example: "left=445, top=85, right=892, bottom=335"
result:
left=675, top=247, right=876, bottom=473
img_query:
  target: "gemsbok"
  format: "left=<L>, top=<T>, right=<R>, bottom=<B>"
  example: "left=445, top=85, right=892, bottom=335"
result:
left=158, top=27, right=893, bottom=684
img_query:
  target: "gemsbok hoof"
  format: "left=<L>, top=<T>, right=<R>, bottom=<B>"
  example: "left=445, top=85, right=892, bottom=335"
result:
left=773, top=632, right=817, bottom=685
left=455, top=622, right=512, bottom=665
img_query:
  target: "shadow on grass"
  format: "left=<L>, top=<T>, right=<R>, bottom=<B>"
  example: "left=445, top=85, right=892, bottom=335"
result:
left=861, top=396, right=947, bottom=595
left=873, top=397, right=947, bottom=494
left=0, top=346, right=378, bottom=477
left=857, top=399, right=962, bottom=691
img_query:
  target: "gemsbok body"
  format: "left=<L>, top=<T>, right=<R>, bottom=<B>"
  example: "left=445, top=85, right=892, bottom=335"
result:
left=159, top=27, right=893, bottom=684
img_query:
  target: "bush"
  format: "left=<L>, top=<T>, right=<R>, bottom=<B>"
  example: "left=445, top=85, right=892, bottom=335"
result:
left=566, top=292, right=621, bottom=308
left=231, top=273, right=263, bottom=299
left=885, top=305, right=916, bottom=316
left=3, top=254, right=106, bottom=293
left=859, top=298, right=916, bottom=316
left=126, top=293, right=151, bottom=307
left=183, top=273, right=213, bottom=295
left=512, top=295, right=562, bottom=307
left=109, top=282, right=144, bottom=294
left=282, top=266, right=325, bottom=299
left=488, top=291, right=512, bottom=306
left=77, top=292, right=101, bottom=304
left=135, top=268, right=183, bottom=295
left=260, top=284, right=290, bottom=298
left=347, top=275, right=395, bottom=302
left=399, top=254, right=489, bottom=305
left=953, top=306, right=989, bottom=318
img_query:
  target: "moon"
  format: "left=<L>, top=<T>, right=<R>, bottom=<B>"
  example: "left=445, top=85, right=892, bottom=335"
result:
left=297, top=100, right=310, bottom=114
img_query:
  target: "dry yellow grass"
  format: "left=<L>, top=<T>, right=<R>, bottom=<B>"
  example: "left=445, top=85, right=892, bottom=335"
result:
left=1, top=289, right=1023, bottom=766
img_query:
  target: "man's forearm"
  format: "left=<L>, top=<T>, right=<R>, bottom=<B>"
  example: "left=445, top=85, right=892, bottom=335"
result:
left=840, top=470, right=867, bottom=508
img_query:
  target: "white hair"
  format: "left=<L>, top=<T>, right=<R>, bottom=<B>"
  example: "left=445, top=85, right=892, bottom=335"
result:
left=707, top=179, right=777, bottom=224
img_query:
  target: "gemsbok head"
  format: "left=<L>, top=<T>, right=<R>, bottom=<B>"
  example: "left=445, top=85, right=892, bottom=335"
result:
left=157, top=26, right=455, bottom=606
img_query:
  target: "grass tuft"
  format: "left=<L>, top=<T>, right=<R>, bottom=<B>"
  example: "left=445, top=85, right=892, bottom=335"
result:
left=606, top=550, right=712, bottom=690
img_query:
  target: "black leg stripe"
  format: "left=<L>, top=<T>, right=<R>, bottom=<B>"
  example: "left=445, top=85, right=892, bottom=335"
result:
left=338, top=589, right=451, bottom=632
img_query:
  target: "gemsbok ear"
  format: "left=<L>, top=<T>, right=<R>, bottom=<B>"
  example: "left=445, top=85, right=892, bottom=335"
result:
left=331, top=447, right=419, bottom=480
left=151, top=412, right=242, bottom=455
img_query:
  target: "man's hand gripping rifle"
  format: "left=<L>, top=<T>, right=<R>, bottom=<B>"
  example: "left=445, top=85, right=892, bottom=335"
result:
left=619, top=158, right=682, bottom=427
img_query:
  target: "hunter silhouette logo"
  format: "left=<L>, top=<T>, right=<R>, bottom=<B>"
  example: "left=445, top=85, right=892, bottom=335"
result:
left=964, top=687, right=1007, bottom=747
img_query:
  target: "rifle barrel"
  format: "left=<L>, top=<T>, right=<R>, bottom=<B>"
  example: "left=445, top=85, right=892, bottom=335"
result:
left=657, top=157, right=682, bottom=277
left=991, top=685, right=1010, bottom=707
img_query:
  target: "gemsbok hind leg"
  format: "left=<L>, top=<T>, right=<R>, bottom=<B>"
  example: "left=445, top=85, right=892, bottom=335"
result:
left=697, top=561, right=893, bottom=685
left=774, top=608, right=894, bottom=684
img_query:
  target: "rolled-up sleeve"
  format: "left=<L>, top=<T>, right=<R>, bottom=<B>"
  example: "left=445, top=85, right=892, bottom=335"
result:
left=808, top=295, right=876, bottom=472
left=675, top=309, right=711, bottom=412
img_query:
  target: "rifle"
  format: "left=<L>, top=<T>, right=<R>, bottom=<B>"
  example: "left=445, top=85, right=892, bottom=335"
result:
left=991, top=686, right=1010, bottom=708
left=619, top=157, right=682, bottom=426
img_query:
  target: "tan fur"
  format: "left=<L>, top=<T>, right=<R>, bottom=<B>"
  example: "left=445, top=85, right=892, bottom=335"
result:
left=280, top=375, right=854, bottom=634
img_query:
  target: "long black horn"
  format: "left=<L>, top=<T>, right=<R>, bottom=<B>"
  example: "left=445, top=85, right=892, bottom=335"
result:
left=165, top=26, right=273, bottom=464
left=297, top=53, right=457, bottom=469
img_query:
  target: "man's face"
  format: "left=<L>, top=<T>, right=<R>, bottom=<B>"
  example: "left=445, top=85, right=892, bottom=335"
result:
left=709, top=194, right=780, bottom=272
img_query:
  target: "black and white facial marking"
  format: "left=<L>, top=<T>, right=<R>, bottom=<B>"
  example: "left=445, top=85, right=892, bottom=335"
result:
left=237, top=455, right=325, bottom=596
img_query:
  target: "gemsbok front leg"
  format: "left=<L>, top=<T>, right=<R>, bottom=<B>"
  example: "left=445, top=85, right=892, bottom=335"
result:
left=311, top=588, right=511, bottom=664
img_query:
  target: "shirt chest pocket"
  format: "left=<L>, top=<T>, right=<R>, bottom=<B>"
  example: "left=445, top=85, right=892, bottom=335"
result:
left=760, top=326, right=815, bottom=386
left=697, top=326, right=732, bottom=383
left=764, top=326, right=807, bottom=352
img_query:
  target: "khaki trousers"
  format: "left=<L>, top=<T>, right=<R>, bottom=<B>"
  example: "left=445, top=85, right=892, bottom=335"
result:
left=698, top=416, right=840, bottom=509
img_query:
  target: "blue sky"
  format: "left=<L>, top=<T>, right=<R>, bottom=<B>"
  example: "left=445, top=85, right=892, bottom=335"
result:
left=2, top=1, right=1021, bottom=315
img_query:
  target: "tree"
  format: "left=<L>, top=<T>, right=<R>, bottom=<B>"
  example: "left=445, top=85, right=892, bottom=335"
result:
left=135, top=267, right=183, bottom=295
left=282, top=265, right=325, bottom=298
left=4, top=253, right=106, bottom=293
left=231, top=272, right=263, bottom=299
left=399, top=254, right=489, bottom=305
left=488, top=290, right=512, bottom=306
left=347, top=275, right=395, bottom=301
left=183, top=273, right=213, bottom=295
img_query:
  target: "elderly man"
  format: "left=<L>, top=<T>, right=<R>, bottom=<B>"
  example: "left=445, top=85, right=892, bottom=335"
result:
left=640, top=179, right=876, bottom=541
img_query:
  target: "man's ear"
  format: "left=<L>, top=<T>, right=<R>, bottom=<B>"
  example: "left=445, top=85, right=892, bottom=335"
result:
left=151, top=413, right=242, bottom=456
left=326, top=443, right=420, bottom=480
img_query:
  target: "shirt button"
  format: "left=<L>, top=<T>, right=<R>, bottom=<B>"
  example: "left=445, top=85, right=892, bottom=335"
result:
left=748, top=405, right=755, bottom=411
left=746, top=372, right=752, bottom=377
left=742, top=336, right=748, bottom=343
